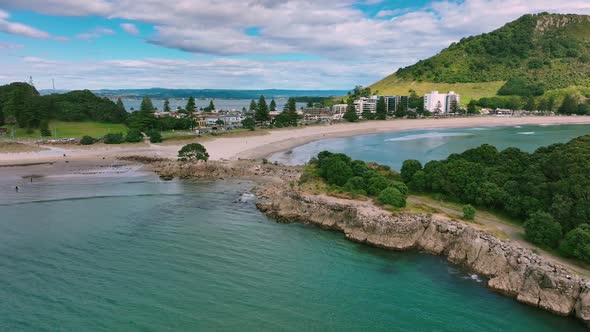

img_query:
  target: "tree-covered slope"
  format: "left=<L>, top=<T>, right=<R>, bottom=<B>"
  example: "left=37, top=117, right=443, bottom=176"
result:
left=372, top=13, right=590, bottom=98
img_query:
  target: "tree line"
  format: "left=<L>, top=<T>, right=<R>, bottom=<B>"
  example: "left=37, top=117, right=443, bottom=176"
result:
left=399, top=135, right=590, bottom=262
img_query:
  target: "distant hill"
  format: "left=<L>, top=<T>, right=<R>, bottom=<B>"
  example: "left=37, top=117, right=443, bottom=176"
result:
left=88, top=88, right=348, bottom=99
left=371, top=13, right=590, bottom=101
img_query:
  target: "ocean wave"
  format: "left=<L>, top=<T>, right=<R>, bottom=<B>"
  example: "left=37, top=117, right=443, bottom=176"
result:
left=514, top=125, right=522, bottom=128
left=517, top=132, right=535, bottom=135
left=385, top=132, right=472, bottom=142
left=467, top=127, right=490, bottom=131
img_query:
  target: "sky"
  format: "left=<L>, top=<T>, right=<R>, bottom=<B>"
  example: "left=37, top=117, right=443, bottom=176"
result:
left=0, top=0, right=590, bottom=90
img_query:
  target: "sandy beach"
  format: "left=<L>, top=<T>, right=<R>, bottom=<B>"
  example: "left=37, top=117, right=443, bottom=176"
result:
left=2, top=116, right=590, bottom=166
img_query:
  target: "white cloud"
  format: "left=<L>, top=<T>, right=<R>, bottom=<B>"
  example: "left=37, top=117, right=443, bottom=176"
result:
left=2, top=0, right=590, bottom=88
left=75, top=27, right=115, bottom=39
left=120, top=23, right=139, bottom=35
left=0, top=8, right=55, bottom=39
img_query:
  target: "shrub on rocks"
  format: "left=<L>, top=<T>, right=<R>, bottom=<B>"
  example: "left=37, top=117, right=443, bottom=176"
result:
left=378, top=187, right=406, bottom=207
left=80, top=135, right=95, bottom=145
left=462, top=204, right=476, bottom=221
left=524, top=211, right=562, bottom=248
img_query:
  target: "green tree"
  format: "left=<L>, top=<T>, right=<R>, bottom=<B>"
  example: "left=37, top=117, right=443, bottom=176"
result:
left=270, top=99, right=277, bottom=112
left=116, top=98, right=126, bottom=113
left=185, top=97, right=196, bottom=113
left=462, top=205, right=476, bottom=220
left=560, top=224, right=590, bottom=261
left=103, top=133, right=125, bottom=144
left=147, top=129, right=162, bottom=143
left=558, top=94, right=578, bottom=115
left=409, top=170, right=427, bottom=191
left=255, top=95, right=270, bottom=124
left=343, top=97, right=358, bottom=122
left=401, top=159, right=423, bottom=183
left=39, top=119, right=51, bottom=137
left=523, top=96, right=536, bottom=111
left=140, top=96, right=154, bottom=113
left=367, top=175, right=389, bottom=196
left=378, top=187, right=406, bottom=207
left=524, top=211, right=562, bottom=248
left=125, top=128, right=143, bottom=142
left=163, top=99, right=171, bottom=112
left=242, top=117, right=256, bottom=130
left=80, top=135, right=95, bottom=145
left=249, top=99, right=257, bottom=112
left=178, top=143, right=209, bottom=161
left=205, top=100, right=215, bottom=112
left=547, top=96, right=555, bottom=112
left=325, top=159, right=353, bottom=186
left=449, top=99, right=459, bottom=113
left=306, top=100, right=313, bottom=108
left=467, top=100, right=478, bottom=114
left=375, top=96, right=387, bottom=120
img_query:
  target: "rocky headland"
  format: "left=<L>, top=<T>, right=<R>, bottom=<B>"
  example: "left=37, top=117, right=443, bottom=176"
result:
left=139, top=158, right=590, bottom=327
left=255, top=183, right=590, bottom=327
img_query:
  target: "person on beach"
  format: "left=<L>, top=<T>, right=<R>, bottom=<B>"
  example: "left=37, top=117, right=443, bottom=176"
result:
left=15, top=186, right=19, bottom=192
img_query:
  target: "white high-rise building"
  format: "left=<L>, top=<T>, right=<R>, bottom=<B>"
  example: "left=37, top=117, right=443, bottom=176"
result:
left=423, top=91, right=460, bottom=114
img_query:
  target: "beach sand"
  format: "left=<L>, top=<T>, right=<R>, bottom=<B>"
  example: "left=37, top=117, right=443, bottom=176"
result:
left=2, top=116, right=590, bottom=166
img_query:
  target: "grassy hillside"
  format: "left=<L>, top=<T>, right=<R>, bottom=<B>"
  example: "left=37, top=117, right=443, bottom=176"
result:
left=371, top=13, right=590, bottom=101
left=1, top=121, right=128, bottom=139
left=371, top=78, right=505, bottom=102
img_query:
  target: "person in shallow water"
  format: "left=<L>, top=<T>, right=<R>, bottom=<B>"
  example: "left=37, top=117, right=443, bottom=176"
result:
left=15, top=186, right=19, bottom=192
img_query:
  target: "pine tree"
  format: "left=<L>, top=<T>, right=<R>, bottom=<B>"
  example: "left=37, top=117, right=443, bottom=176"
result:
left=343, top=97, right=358, bottom=122
left=206, top=100, right=215, bottom=112
left=255, top=95, right=269, bottom=124
left=249, top=99, right=257, bottom=112
left=140, top=96, right=154, bottom=113
left=375, top=96, right=387, bottom=120
left=467, top=100, right=478, bottom=114
left=269, top=99, right=277, bottom=112
left=185, top=97, right=196, bottom=113
left=163, top=99, right=171, bottom=112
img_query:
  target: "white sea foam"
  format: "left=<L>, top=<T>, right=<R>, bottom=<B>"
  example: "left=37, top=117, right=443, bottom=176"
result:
left=385, top=132, right=472, bottom=142
left=467, top=127, right=489, bottom=131
left=518, top=132, right=535, bottom=135
left=514, top=125, right=522, bottom=128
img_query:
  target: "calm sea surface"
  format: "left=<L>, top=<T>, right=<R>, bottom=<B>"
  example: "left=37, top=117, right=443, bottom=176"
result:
left=271, top=124, right=590, bottom=169
left=1, top=124, right=589, bottom=331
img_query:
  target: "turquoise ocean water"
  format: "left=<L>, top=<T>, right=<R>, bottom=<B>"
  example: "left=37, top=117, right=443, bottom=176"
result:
left=1, top=124, right=589, bottom=331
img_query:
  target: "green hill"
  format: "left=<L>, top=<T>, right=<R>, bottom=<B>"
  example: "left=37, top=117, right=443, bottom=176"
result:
left=371, top=13, right=590, bottom=101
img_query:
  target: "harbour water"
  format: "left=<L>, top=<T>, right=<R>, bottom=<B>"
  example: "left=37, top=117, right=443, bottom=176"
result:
left=1, top=125, right=589, bottom=331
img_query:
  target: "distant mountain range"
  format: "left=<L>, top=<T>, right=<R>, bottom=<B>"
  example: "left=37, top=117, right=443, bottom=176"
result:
left=371, top=13, right=590, bottom=101
left=39, top=88, right=348, bottom=99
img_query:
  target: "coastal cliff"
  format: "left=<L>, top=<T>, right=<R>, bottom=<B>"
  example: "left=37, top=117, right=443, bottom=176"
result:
left=256, top=187, right=590, bottom=326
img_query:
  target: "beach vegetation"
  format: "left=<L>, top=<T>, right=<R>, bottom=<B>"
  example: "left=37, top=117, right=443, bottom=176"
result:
left=125, top=128, right=143, bottom=143
left=462, top=204, right=476, bottom=220
left=103, top=132, right=125, bottom=144
left=147, top=129, right=162, bottom=143
left=178, top=143, right=209, bottom=162
left=378, top=187, right=406, bottom=207
left=80, top=135, right=95, bottom=145
left=400, top=135, right=590, bottom=262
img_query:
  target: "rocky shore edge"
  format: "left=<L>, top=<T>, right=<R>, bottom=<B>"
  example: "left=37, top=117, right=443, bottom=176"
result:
left=133, top=157, right=590, bottom=327
left=255, top=185, right=590, bottom=327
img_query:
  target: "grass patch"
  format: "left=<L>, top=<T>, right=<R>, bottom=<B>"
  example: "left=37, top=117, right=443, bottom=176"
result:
left=369, top=76, right=505, bottom=102
left=1, top=121, right=128, bottom=139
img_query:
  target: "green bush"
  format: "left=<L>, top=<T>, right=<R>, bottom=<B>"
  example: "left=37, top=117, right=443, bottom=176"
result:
left=80, top=135, right=95, bottom=145
left=178, top=143, right=209, bottom=161
left=523, top=211, right=562, bottom=248
left=462, top=204, right=476, bottom=220
left=325, top=159, right=353, bottom=186
left=401, top=160, right=422, bottom=183
left=125, top=128, right=143, bottom=143
left=378, top=187, right=406, bottom=207
left=560, top=224, right=590, bottom=262
left=147, top=129, right=162, bottom=143
left=367, top=175, right=389, bottom=196
left=409, top=170, right=427, bottom=191
left=344, top=176, right=366, bottom=192
left=103, top=133, right=124, bottom=144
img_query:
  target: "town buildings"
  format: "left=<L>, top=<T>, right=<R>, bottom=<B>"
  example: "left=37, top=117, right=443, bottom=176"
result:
left=423, top=91, right=460, bottom=114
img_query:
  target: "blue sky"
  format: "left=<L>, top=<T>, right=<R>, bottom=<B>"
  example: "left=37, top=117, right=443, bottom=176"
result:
left=0, top=0, right=589, bottom=90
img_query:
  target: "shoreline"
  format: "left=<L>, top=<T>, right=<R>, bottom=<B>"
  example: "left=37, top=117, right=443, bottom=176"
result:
left=2, top=116, right=590, bottom=167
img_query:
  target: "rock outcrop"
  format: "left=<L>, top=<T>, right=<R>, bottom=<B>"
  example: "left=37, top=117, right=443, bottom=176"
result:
left=256, top=188, right=590, bottom=326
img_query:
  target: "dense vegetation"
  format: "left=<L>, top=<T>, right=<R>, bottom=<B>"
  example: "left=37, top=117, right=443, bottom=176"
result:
left=399, top=135, right=590, bottom=262
left=0, top=83, right=128, bottom=130
left=302, top=151, right=408, bottom=208
left=374, top=13, right=590, bottom=98
left=92, top=88, right=347, bottom=99
left=394, top=13, right=590, bottom=94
